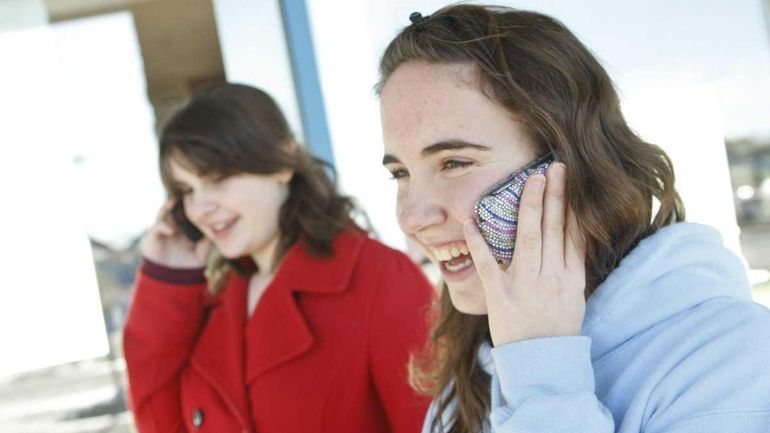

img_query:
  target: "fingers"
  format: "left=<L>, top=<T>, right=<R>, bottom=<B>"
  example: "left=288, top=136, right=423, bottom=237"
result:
left=565, top=206, right=586, bottom=274
left=153, top=199, right=179, bottom=236
left=157, top=198, right=176, bottom=221
left=154, top=220, right=176, bottom=237
left=511, top=173, right=545, bottom=275
left=194, top=237, right=214, bottom=259
left=542, top=163, right=567, bottom=269
left=463, top=220, right=502, bottom=284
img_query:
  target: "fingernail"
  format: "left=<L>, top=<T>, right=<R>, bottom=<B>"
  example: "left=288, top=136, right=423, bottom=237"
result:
left=530, top=174, right=546, bottom=190
left=550, top=163, right=566, bottom=179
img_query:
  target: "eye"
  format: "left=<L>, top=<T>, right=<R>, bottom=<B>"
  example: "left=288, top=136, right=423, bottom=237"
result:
left=388, top=168, right=409, bottom=180
left=442, top=159, right=473, bottom=171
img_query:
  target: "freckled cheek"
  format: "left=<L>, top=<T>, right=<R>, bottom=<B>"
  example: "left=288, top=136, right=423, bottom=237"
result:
left=446, top=180, right=486, bottom=223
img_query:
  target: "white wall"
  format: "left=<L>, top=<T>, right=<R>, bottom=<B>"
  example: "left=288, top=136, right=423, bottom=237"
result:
left=306, top=0, right=770, bottom=255
left=305, top=0, right=405, bottom=248
left=212, top=0, right=304, bottom=143
left=0, top=9, right=147, bottom=377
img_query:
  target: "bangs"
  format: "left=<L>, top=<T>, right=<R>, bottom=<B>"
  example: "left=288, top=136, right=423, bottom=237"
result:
left=159, top=138, right=241, bottom=194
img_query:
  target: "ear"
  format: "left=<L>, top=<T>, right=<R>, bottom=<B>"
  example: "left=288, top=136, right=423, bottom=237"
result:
left=276, top=168, right=294, bottom=184
left=285, top=139, right=299, bottom=154
left=277, top=139, right=299, bottom=184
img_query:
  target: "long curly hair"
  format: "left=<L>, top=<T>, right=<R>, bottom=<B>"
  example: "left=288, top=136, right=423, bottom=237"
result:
left=377, top=5, right=685, bottom=433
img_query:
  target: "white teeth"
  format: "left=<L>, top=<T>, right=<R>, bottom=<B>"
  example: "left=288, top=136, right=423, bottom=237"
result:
left=444, top=257, right=473, bottom=272
left=430, top=243, right=470, bottom=262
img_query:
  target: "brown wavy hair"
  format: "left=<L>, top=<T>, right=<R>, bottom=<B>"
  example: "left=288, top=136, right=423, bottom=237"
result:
left=159, top=83, right=358, bottom=293
left=377, top=5, right=685, bottom=433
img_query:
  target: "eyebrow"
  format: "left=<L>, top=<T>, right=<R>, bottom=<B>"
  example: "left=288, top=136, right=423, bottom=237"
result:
left=382, top=139, right=491, bottom=165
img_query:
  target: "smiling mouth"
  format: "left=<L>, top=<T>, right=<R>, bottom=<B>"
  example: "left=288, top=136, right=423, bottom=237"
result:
left=428, top=242, right=475, bottom=275
left=442, top=254, right=474, bottom=272
left=211, top=218, right=238, bottom=237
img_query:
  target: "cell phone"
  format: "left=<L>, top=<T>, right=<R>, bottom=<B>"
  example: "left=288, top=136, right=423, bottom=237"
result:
left=170, top=199, right=204, bottom=242
left=474, top=152, right=555, bottom=266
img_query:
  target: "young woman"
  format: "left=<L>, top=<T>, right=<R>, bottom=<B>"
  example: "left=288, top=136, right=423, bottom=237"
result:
left=377, top=5, right=770, bottom=433
left=123, top=83, right=433, bottom=433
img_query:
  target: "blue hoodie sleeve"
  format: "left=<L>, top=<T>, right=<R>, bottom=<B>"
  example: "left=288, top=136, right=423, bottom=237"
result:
left=489, top=336, right=614, bottom=432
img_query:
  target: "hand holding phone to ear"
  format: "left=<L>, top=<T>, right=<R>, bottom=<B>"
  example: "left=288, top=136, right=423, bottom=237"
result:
left=464, top=162, right=587, bottom=347
left=140, top=198, right=212, bottom=269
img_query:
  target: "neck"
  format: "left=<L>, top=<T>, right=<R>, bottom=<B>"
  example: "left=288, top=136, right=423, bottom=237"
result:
left=251, top=234, right=282, bottom=275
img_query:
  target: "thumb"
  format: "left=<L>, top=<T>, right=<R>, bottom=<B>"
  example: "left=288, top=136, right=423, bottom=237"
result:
left=463, top=219, right=502, bottom=287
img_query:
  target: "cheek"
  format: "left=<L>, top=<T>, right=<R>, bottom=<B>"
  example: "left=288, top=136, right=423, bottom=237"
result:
left=446, top=180, right=486, bottom=222
left=395, top=188, right=408, bottom=228
left=238, top=182, right=286, bottom=215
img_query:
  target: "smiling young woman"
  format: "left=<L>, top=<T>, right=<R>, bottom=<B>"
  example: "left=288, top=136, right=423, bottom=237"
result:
left=377, top=4, right=770, bottom=433
left=122, top=83, right=434, bottom=433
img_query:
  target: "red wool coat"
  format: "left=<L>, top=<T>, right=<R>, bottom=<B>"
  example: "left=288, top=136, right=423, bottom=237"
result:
left=123, top=231, right=434, bottom=433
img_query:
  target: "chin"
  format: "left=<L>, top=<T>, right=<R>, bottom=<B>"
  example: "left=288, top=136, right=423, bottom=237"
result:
left=445, top=282, right=488, bottom=315
left=216, top=243, right=247, bottom=260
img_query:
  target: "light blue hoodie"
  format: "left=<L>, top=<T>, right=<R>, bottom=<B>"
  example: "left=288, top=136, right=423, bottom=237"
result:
left=423, top=223, right=770, bottom=433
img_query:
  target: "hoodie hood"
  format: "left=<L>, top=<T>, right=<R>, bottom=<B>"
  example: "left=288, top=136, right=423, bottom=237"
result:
left=582, top=222, right=751, bottom=361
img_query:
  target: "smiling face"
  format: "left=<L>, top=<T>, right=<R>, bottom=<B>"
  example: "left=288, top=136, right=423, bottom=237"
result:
left=380, top=61, right=541, bottom=314
left=168, top=157, right=292, bottom=271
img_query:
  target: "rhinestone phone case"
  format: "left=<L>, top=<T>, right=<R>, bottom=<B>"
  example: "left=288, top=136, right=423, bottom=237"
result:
left=474, top=153, right=554, bottom=266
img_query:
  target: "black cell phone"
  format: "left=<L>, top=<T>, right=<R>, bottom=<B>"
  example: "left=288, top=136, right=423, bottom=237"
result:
left=170, top=199, right=204, bottom=242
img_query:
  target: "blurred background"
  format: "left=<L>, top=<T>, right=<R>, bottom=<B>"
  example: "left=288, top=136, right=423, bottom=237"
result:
left=0, top=0, right=768, bottom=431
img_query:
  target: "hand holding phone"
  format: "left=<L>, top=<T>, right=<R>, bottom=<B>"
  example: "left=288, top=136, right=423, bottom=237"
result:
left=474, top=152, right=554, bottom=266
left=465, top=157, right=586, bottom=347
left=170, top=199, right=204, bottom=242
left=139, top=198, right=211, bottom=269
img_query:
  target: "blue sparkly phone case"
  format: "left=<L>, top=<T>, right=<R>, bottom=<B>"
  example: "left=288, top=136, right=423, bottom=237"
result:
left=474, top=153, right=554, bottom=266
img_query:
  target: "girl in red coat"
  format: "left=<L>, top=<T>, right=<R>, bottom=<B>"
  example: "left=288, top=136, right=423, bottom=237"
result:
left=123, top=83, right=434, bottom=433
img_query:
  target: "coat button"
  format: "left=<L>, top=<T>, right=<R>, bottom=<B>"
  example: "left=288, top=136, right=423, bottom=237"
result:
left=192, top=408, right=204, bottom=428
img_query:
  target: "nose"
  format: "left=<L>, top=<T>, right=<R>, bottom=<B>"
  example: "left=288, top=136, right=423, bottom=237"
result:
left=397, top=179, right=446, bottom=236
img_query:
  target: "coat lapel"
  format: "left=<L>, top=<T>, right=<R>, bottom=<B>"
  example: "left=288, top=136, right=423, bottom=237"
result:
left=245, top=230, right=367, bottom=383
left=189, top=274, right=252, bottom=431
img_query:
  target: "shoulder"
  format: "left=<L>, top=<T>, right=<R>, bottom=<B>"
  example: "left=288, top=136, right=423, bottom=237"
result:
left=347, top=234, right=435, bottom=306
left=648, top=299, right=770, bottom=415
left=681, top=297, right=770, bottom=342
left=649, top=297, right=770, bottom=365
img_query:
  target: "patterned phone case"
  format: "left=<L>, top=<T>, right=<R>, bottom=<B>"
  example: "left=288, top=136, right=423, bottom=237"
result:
left=474, top=153, right=554, bottom=266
